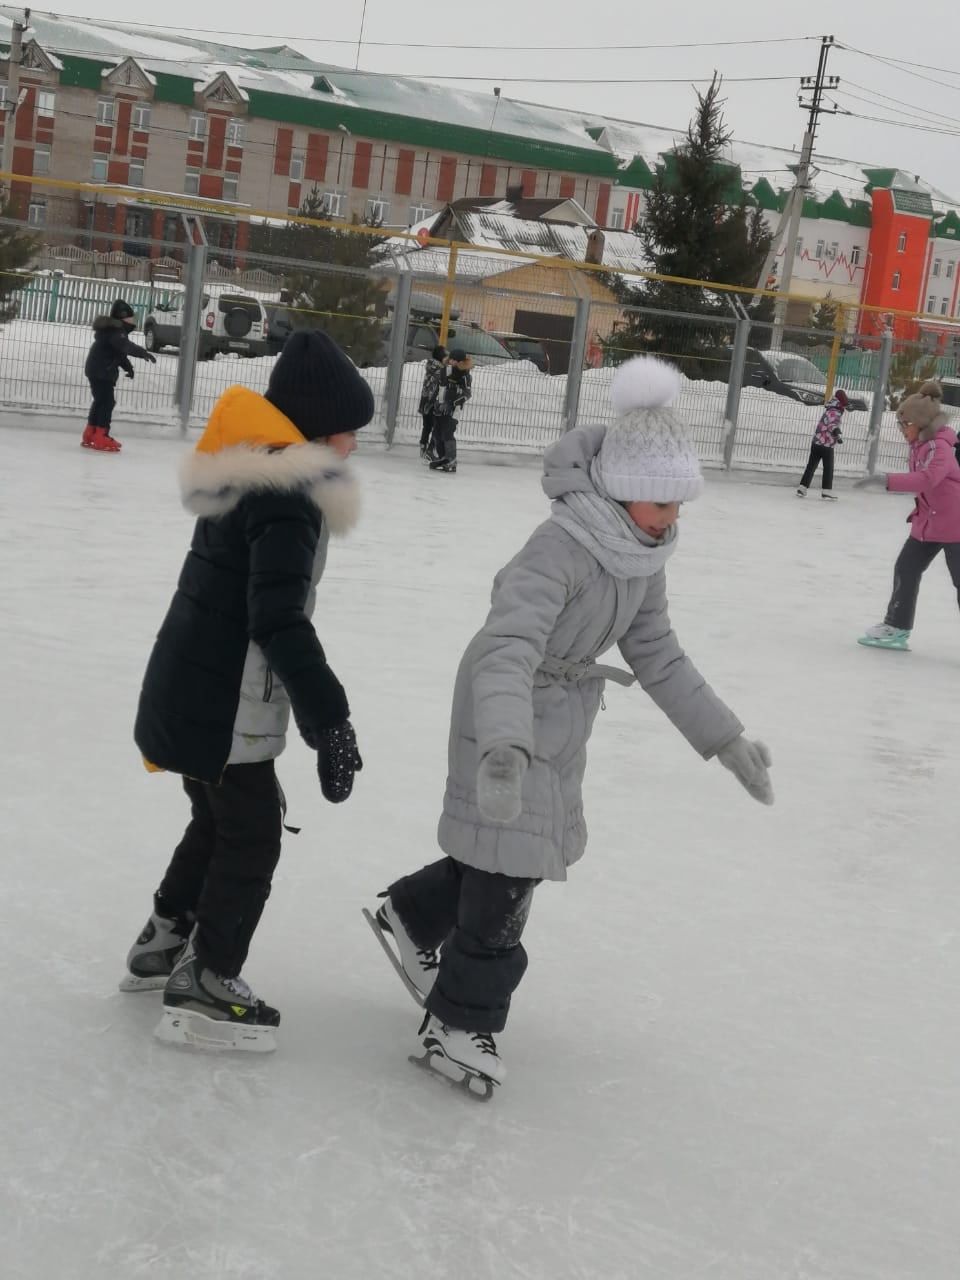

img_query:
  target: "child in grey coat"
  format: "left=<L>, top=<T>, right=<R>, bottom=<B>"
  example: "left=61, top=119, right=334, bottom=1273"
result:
left=369, top=357, right=773, bottom=1091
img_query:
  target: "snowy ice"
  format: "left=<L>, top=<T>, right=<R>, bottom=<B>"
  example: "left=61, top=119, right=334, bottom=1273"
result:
left=2, top=418, right=959, bottom=1278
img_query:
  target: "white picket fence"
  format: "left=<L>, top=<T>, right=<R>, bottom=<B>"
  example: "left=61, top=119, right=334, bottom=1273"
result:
left=14, top=272, right=178, bottom=327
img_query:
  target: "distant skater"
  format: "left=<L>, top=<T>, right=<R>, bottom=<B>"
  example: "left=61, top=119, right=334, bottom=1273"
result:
left=82, top=299, right=156, bottom=452
left=797, top=389, right=849, bottom=500
left=419, top=345, right=447, bottom=461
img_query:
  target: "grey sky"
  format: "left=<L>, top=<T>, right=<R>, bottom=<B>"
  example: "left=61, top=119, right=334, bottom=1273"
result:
left=28, top=0, right=960, bottom=192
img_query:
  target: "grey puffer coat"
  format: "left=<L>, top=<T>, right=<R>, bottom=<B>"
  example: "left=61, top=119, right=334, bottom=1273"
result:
left=436, top=424, right=744, bottom=881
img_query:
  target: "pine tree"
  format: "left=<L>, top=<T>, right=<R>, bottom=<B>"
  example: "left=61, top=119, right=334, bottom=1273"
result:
left=250, top=188, right=387, bottom=364
left=887, top=343, right=938, bottom=409
left=603, top=75, right=772, bottom=373
left=0, top=200, right=39, bottom=324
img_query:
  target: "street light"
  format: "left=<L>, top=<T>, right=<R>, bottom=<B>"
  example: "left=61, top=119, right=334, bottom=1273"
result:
left=335, top=123, right=351, bottom=188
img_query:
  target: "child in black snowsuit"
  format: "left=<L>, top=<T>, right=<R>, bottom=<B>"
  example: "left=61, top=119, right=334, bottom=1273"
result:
left=82, top=299, right=156, bottom=452
left=429, top=350, right=472, bottom=474
left=418, top=345, right=447, bottom=460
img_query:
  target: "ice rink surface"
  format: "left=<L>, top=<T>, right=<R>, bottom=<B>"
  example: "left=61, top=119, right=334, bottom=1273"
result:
left=2, top=423, right=958, bottom=1279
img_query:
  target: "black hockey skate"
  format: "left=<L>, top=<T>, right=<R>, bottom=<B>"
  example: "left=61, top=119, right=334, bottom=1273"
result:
left=119, top=904, right=193, bottom=992
left=155, top=943, right=280, bottom=1053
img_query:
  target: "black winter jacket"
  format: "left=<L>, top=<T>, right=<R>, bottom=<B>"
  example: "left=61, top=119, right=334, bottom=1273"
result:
left=436, top=366, right=472, bottom=420
left=84, top=316, right=153, bottom=383
left=134, top=387, right=360, bottom=783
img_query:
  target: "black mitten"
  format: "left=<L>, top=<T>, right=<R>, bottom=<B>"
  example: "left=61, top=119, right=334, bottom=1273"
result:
left=316, top=721, right=362, bottom=803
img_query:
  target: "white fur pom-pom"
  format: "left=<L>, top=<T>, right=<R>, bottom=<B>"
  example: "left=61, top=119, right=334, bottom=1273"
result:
left=610, top=356, right=682, bottom=415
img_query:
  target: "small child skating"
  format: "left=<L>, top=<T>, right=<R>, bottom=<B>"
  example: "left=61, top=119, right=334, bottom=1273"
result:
left=856, top=380, right=960, bottom=651
left=126, top=331, right=373, bottom=1052
left=797, top=389, right=849, bottom=500
left=418, top=344, right=447, bottom=461
left=82, top=299, right=156, bottom=452
left=429, top=349, right=472, bottom=473
left=368, top=357, right=773, bottom=1093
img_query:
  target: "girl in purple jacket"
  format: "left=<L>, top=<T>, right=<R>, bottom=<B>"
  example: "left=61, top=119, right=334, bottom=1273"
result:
left=857, top=380, right=960, bottom=650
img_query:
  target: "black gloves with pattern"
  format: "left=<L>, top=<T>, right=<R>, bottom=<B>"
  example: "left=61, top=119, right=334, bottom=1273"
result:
left=316, top=721, right=363, bottom=803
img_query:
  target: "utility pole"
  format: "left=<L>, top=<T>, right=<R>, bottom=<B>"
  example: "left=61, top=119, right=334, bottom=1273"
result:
left=756, top=35, right=839, bottom=344
left=1, top=9, right=28, bottom=183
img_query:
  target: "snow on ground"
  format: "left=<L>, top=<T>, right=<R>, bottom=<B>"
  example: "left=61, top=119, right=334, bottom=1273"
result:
left=2, top=423, right=959, bottom=1279
left=0, top=318, right=909, bottom=475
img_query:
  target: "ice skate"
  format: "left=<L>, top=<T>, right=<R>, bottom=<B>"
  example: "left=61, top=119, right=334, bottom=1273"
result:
left=821, top=491, right=838, bottom=501
left=858, top=624, right=911, bottom=651
left=81, top=425, right=96, bottom=449
left=409, top=1013, right=504, bottom=1101
left=155, top=942, right=280, bottom=1053
left=89, top=427, right=121, bottom=452
left=430, top=459, right=457, bottom=473
left=119, top=904, right=193, bottom=992
left=363, top=896, right=438, bottom=1006
left=796, top=485, right=808, bottom=498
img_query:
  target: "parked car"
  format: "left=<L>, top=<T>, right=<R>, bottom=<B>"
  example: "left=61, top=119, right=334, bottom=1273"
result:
left=368, top=318, right=516, bottom=368
left=144, top=289, right=270, bottom=360
left=264, top=303, right=295, bottom=357
left=702, top=345, right=869, bottom=411
left=490, top=331, right=550, bottom=373
left=939, top=377, right=960, bottom=409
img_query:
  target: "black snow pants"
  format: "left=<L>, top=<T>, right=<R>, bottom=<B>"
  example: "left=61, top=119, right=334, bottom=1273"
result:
left=388, top=856, right=538, bottom=1032
left=884, top=537, right=960, bottom=631
left=800, top=443, right=834, bottom=491
left=156, top=761, right=283, bottom=978
left=419, top=411, right=439, bottom=451
left=88, top=377, right=116, bottom=430
left=433, top=415, right=458, bottom=464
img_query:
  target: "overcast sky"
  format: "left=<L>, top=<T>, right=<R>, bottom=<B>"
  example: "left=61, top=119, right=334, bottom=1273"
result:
left=31, top=0, right=960, bottom=191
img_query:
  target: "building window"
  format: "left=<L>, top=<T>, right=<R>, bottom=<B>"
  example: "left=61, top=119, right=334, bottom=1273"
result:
left=27, top=199, right=46, bottom=226
left=96, top=98, right=115, bottom=126
left=948, top=261, right=956, bottom=279
left=608, top=207, right=625, bottom=230
left=131, top=102, right=151, bottom=131
left=366, top=196, right=389, bottom=223
left=795, top=237, right=803, bottom=257
left=828, top=242, right=839, bottom=260
left=184, top=168, right=200, bottom=195
left=188, top=114, right=206, bottom=140
left=91, top=156, right=108, bottom=182
left=927, top=295, right=936, bottom=312
left=942, top=298, right=950, bottom=315
left=33, top=146, right=50, bottom=176
left=0, top=82, right=7, bottom=108
left=815, top=239, right=825, bottom=259
left=897, top=232, right=907, bottom=253
left=933, top=258, right=942, bottom=277
left=36, top=90, right=55, bottom=116
left=851, top=245, right=863, bottom=266
left=128, top=161, right=144, bottom=188
left=226, top=118, right=245, bottom=146
left=410, top=203, right=433, bottom=224
left=290, top=152, right=304, bottom=182
left=223, top=176, right=239, bottom=202
left=323, top=191, right=344, bottom=218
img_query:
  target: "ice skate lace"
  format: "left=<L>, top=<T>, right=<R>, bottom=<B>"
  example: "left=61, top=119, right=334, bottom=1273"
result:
left=417, top=946, right=439, bottom=972
left=470, top=1031, right=498, bottom=1058
left=220, top=975, right=254, bottom=1003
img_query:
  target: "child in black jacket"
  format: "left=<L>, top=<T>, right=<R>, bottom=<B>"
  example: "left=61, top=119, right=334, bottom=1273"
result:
left=82, top=299, right=156, bottom=452
left=429, top=350, right=472, bottom=473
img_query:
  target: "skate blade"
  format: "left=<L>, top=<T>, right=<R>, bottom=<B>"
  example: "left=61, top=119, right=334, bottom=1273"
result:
left=154, top=1007, right=277, bottom=1054
left=857, top=637, right=910, bottom=651
left=409, top=1050, right=497, bottom=1102
left=361, top=907, right=426, bottom=1008
left=118, top=972, right=169, bottom=993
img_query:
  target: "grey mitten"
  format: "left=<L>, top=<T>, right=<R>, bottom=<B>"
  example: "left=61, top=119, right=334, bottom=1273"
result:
left=717, top=736, right=774, bottom=806
left=476, top=746, right=528, bottom=824
left=853, top=473, right=887, bottom=490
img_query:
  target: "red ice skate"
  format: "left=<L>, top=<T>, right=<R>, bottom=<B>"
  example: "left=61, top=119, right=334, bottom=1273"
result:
left=81, top=424, right=96, bottom=448
left=89, top=427, right=121, bottom=452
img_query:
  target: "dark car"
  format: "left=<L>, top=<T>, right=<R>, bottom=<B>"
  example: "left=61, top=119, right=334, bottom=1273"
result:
left=703, top=345, right=869, bottom=411
left=264, top=304, right=295, bottom=357
left=369, top=317, right=516, bottom=368
left=490, top=331, right=550, bottom=373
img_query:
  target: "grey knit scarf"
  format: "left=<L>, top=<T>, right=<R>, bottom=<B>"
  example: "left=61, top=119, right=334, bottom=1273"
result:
left=551, top=462, right=678, bottom=578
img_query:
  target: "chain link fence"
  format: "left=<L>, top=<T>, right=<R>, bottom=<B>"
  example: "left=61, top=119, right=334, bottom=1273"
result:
left=2, top=197, right=959, bottom=476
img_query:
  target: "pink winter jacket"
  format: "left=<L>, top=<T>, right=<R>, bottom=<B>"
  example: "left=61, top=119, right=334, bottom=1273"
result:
left=886, top=426, right=960, bottom=542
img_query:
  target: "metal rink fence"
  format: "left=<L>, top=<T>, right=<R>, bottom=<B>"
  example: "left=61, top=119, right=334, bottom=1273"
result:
left=0, top=201, right=953, bottom=478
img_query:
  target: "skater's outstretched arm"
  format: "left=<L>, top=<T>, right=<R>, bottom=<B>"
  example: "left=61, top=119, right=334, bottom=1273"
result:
left=886, top=436, right=954, bottom=495
left=242, top=491, right=350, bottom=742
left=618, top=570, right=743, bottom=759
left=121, top=336, right=156, bottom=363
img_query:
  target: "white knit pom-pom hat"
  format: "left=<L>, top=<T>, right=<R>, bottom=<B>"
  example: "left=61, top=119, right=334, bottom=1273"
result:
left=593, top=356, right=704, bottom=503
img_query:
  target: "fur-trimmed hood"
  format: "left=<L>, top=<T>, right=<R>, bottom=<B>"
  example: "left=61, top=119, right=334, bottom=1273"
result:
left=179, top=385, right=360, bottom=535
left=92, top=315, right=127, bottom=333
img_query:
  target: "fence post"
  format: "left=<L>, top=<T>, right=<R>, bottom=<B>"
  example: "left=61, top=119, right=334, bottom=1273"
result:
left=866, top=328, right=894, bottom=475
left=562, top=295, right=592, bottom=432
left=174, top=215, right=208, bottom=435
left=47, top=270, right=63, bottom=323
left=722, top=312, right=751, bottom=469
left=384, top=272, right=412, bottom=447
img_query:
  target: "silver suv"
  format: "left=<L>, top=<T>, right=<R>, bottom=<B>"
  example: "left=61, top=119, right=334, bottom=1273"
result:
left=143, top=289, right=269, bottom=360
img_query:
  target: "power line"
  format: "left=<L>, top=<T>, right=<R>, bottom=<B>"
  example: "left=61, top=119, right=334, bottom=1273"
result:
left=840, top=79, right=959, bottom=126
left=836, top=42, right=960, bottom=83
left=834, top=87, right=960, bottom=131
left=24, top=12, right=818, bottom=53
left=837, top=43, right=960, bottom=96
left=835, top=106, right=960, bottom=138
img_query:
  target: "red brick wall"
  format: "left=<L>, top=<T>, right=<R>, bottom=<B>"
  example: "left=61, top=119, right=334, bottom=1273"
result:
left=394, top=148, right=414, bottom=196
left=480, top=163, right=498, bottom=197
left=559, top=175, right=576, bottom=198
left=352, top=141, right=372, bottom=189
left=274, top=127, right=293, bottom=177
left=199, top=173, right=224, bottom=200
left=114, top=99, right=132, bottom=157
left=206, top=115, right=227, bottom=171
left=437, top=155, right=457, bottom=202
left=305, top=133, right=328, bottom=183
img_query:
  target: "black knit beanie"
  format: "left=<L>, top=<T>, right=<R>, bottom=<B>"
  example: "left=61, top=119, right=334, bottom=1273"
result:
left=265, top=330, right=375, bottom=439
left=110, top=299, right=135, bottom=321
